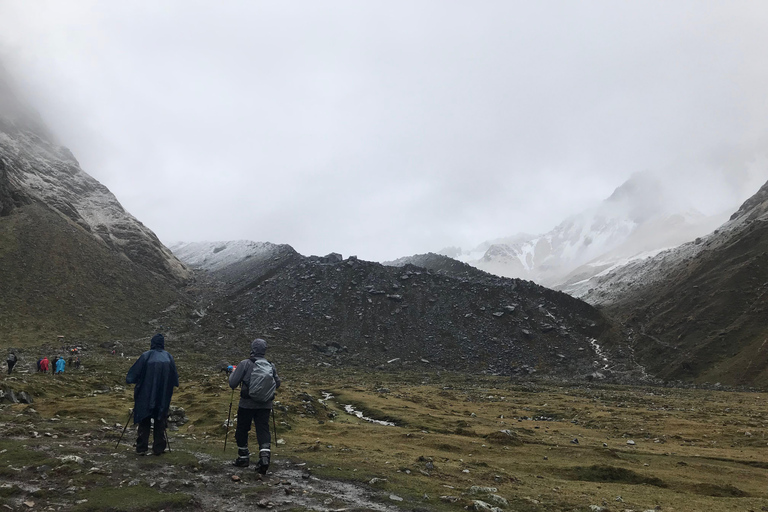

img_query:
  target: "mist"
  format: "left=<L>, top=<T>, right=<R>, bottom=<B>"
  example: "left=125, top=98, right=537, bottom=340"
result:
left=1, top=1, right=767, bottom=261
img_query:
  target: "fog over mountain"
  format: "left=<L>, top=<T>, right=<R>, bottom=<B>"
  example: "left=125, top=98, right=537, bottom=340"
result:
left=1, top=1, right=768, bottom=261
left=443, top=171, right=733, bottom=290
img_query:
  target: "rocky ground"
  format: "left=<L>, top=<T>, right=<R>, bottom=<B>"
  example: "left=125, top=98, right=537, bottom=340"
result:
left=0, top=426, right=406, bottom=512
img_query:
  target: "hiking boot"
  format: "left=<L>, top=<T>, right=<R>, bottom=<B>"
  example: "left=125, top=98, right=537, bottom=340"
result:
left=233, top=446, right=249, bottom=467
left=256, top=445, right=271, bottom=475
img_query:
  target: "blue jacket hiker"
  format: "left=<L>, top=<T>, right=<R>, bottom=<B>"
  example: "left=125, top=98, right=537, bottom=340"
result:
left=55, top=357, right=65, bottom=374
left=126, top=333, right=179, bottom=455
left=228, top=338, right=281, bottom=474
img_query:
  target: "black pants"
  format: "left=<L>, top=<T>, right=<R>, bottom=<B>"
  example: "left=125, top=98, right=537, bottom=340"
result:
left=136, top=416, right=167, bottom=454
left=234, top=407, right=271, bottom=451
left=7, top=361, right=14, bottom=374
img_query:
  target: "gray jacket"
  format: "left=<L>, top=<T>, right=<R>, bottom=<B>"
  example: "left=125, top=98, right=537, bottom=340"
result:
left=228, top=339, right=281, bottom=410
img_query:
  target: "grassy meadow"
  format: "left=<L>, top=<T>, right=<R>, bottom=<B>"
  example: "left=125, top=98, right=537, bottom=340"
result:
left=1, top=346, right=767, bottom=511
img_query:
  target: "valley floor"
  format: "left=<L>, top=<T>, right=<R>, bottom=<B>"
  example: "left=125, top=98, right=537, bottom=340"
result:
left=2, top=348, right=768, bottom=512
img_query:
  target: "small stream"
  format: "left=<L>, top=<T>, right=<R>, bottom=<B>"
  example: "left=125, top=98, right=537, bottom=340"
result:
left=320, top=392, right=396, bottom=427
left=588, top=337, right=610, bottom=371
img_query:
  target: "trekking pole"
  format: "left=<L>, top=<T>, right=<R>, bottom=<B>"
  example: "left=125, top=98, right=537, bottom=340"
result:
left=271, top=407, right=278, bottom=446
left=115, top=409, right=134, bottom=449
left=223, top=387, right=235, bottom=453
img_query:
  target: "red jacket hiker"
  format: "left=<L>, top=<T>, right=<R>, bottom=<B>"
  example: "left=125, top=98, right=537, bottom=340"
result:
left=40, top=357, right=50, bottom=372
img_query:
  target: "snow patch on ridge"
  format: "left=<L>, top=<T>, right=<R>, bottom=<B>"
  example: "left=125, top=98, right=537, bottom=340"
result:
left=169, top=240, right=280, bottom=272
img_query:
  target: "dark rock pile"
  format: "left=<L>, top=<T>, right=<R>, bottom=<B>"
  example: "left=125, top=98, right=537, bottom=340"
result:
left=194, top=252, right=632, bottom=378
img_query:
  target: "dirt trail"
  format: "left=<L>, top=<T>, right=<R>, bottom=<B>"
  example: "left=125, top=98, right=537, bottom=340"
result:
left=0, top=426, right=408, bottom=512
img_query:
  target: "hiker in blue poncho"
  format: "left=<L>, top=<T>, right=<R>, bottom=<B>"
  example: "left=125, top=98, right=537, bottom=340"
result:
left=126, top=333, right=179, bottom=455
left=54, top=356, right=65, bottom=374
left=229, top=338, right=281, bottom=474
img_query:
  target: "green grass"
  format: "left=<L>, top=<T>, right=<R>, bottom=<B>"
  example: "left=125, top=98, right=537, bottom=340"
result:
left=3, top=352, right=768, bottom=511
left=71, top=485, right=194, bottom=512
left=562, top=464, right=667, bottom=487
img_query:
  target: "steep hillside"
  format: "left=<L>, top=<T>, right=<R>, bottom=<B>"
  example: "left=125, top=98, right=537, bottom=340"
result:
left=0, top=64, right=188, bottom=283
left=0, top=203, right=188, bottom=343
left=582, top=180, right=768, bottom=386
left=0, top=64, right=191, bottom=344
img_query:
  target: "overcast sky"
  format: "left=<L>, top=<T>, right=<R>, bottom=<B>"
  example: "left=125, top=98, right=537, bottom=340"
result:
left=1, top=1, right=767, bottom=261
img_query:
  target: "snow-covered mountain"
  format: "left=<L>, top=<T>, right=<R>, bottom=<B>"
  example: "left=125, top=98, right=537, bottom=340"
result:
left=0, top=64, right=188, bottom=283
left=444, top=172, right=728, bottom=292
left=168, top=240, right=286, bottom=272
left=579, top=178, right=768, bottom=385
left=581, top=178, right=768, bottom=307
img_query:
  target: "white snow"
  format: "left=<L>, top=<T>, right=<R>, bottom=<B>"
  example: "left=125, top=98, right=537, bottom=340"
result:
left=453, top=175, right=729, bottom=295
left=1, top=128, right=188, bottom=280
left=168, top=240, right=280, bottom=271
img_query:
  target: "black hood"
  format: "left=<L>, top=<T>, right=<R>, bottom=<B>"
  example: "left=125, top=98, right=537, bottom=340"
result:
left=151, top=333, right=165, bottom=350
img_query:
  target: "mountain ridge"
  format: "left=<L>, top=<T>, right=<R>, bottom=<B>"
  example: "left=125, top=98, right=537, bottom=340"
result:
left=581, top=179, right=768, bottom=385
left=445, top=172, right=729, bottom=292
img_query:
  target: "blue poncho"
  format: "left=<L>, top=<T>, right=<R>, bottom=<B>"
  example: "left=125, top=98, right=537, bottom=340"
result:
left=126, top=334, right=179, bottom=423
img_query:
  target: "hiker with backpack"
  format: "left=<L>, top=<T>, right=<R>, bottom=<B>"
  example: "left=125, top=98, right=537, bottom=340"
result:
left=125, top=333, right=179, bottom=456
left=6, top=352, right=17, bottom=375
left=228, top=338, right=281, bottom=474
left=40, top=356, right=50, bottom=373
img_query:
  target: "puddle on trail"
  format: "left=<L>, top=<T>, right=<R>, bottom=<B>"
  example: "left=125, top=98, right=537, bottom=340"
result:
left=320, top=392, right=396, bottom=427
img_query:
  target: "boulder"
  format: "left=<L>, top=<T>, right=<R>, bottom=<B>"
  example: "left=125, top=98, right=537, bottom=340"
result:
left=1, top=389, right=18, bottom=403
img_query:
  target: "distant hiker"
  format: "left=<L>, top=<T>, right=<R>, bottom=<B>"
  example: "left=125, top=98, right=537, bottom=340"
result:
left=55, top=356, right=65, bottom=374
left=228, top=338, right=281, bottom=474
left=125, top=333, right=179, bottom=456
left=6, top=352, right=17, bottom=375
left=40, top=356, right=50, bottom=373
left=36, top=358, right=42, bottom=372
left=74, top=356, right=81, bottom=369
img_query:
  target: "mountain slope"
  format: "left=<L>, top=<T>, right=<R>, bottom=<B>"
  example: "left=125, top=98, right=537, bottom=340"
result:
left=583, top=179, right=768, bottom=386
left=168, top=240, right=288, bottom=273
left=0, top=64, right=188, bottom=284
left=0, top=63, right=191, bottom=343
left=0, top=203, right=187, bottom=342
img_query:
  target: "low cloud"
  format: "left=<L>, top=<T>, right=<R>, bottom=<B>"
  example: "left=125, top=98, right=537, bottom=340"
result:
left=1, top=1, right=767, bottom=260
